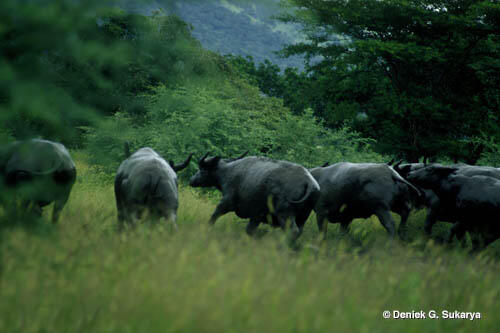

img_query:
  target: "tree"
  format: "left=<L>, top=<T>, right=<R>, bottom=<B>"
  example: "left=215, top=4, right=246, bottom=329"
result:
left=0, top=0, right=129, bottom=144
left=280, top=0, right=500, bottom=163
left=0, top=1, right=216, bottom=145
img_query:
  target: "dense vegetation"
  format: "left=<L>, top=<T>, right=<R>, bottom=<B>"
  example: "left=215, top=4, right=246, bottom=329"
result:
left=229, top=0, right=500, bottom=163
left=1, top=0, right=500, bottom=331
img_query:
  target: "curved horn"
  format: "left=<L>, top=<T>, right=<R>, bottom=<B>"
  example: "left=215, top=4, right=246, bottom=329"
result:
left=124, top=141, right=131, bottom=158
left=394, top=159, right=403, bottom=168
left=226, top=151, right=249, bottom=162
left=173, top=153, right=193, bottom=172
left=198, top=152, right=210, bottom=165
left=236, top=150, right=249, bottom=160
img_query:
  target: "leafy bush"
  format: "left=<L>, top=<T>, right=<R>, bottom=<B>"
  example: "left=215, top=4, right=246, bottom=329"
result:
left=86, top=76, right=384, bottom=178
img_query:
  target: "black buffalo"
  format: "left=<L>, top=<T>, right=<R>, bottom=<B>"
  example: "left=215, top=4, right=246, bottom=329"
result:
left=394, top=162, right=500, bottom=235
left=114, top=147, right=192, bottom=229
left=407, top=165, right=500, bottom=249
left=189, top=154, right=320, bottom=239
left=310, top=162, right=421, bottom=238
left=0, top=139, right=76, bottom=222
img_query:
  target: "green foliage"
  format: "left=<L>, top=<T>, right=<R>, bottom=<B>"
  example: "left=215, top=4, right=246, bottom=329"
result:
left=86, top=74, right=383, bottom=178
left=279, top=0, right=500, bottom=163
left=476, top=135, right=500, bottom=167
left=225, top=55, right=311, bottom=114
left=0, top=1, right=221, bottom=146
left=0, top=0, right=122, bottom=144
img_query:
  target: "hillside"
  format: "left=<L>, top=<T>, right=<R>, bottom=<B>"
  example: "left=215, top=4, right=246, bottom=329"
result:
left=125, top=0, right=308, bottom=69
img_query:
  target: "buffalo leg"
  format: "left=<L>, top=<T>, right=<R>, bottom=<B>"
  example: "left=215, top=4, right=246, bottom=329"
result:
left=115, top=199, right=125, bottom=222
left=22, top=200, right=42, bottom=217
left=52, top=201, right=64, bottom=223
left=209, top=200, right=232, bottom=225
left=114, top=175, right=126, bottom=230
left=316, top=211, right=329, bottom=238
left=52, top=192, right=71, bottom=224
left=448, top=222, right=467, bottom=244
left=338, top=209, right=354, bottom=236
left=288, top=216, right=301, bottom=241
left=277, top=215, right=300, bottom=239
left=375, top=209, right=396, bottom=238
left=295, top=209, right=310, bottom=236
left=339, top=222, right=350, bottom=236
left=245, top=219, right=261, bottom=236
left=167, top=212, right=178, bottom=232
left=424, top=210, right=437, bottom=235
left=157, top=206, right=178, bottom=232
left=397, top=207, right=410, bottom=239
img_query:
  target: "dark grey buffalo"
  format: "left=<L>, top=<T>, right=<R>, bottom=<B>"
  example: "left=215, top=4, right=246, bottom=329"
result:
left=114, top=147, right=192, bottom=229
left=407, top=165, right=500, bottom=249
left=391, top=162, right=441, bottom=232
left=189, top=154, right=320, bottom=239
left=394, top=162, right=500, bottom=235
left=0, top=139, right=76, bottom=222
left=393, top=161, right=500, bottom=180
left=309, top=162, right=421, bottom=238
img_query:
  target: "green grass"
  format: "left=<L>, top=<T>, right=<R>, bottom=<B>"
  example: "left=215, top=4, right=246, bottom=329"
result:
left=0, top=152, right=499, bottom=332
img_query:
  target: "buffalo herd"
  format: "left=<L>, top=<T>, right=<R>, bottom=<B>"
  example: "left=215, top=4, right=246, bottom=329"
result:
left=1, top=139, right=499, bottom=250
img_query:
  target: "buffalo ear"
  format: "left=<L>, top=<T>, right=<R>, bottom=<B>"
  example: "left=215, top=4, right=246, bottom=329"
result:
left=198, top=152, right=210, bottom=166
left=387, top=158, right=395, bottom=166
left=207, top=156, right=221, bottom=168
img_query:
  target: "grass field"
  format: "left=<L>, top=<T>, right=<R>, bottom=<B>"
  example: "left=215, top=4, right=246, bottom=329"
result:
left=0, top=152, right=499, bottom=332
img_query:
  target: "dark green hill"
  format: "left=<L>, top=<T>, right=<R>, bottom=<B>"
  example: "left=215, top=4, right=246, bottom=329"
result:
left=125, top=0, right=306, bottom=69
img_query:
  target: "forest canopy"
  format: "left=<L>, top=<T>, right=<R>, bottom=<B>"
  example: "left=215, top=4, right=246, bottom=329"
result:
left=269, top=0, right=500, bottom=163
left=0, top=0, right=380, bottom=173
left=1, top=0, right=499, bottom=166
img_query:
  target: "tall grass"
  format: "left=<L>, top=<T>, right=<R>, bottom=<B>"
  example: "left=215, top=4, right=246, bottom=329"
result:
left=0, top=152, right=499, bottom=332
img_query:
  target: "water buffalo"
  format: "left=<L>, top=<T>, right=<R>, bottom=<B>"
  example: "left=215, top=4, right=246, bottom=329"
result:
left=0, top=139, right=76, bottom=222
left=114, top=147, right=192, bottom=229
left=394, top=162, right=500, bottom=235
left=189, top=154, right=320, bottom=239
left=309, top=162, right=421, bottom=238
left=407, top=165, right=500, bottom=249
left=393, top=161, right=500, bottom=179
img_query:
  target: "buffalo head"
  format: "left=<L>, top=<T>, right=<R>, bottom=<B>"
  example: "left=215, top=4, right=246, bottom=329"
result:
left=407, top=165, right=458, bottom=188
left=189, top=153, right=221, bottom=188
